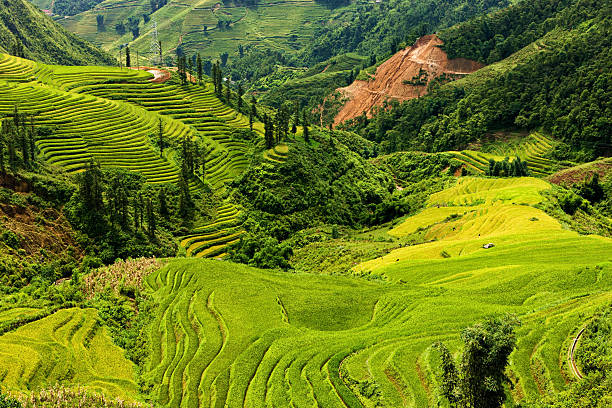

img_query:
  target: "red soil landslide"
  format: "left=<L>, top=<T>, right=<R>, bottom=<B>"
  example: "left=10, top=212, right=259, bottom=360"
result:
left=334, top=34, right=483, bottom=126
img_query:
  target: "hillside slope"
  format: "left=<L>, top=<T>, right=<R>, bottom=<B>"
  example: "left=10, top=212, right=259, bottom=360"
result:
left=334, top=34, right=483, bottom=125
left=0, top=0, right=113, bottom=65
left=341, top=0, right=610, bottom=158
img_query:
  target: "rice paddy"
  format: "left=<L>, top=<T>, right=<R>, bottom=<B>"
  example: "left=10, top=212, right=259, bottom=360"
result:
left=451, top=132, right=559, bottom=177
left=1, top=52, right=610, bottom=407
left=59, top=0, right=336, bottom=62
left=0, top=52, right=254, bottom=256
left=0, top=307, right=140, bottom=400
left=138, top=218, right=611, bottom=407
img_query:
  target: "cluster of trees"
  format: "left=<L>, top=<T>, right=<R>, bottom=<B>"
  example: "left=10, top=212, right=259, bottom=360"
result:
left=115, top=16, right=140, bottom=39
left=296, top=0, right=510, bottom=66
left=263, top=105, right=307, bottom=149
left=52, top=0, right=104, bottom=16
left=342, top=3, right=610, bottom=160
left=231, top=131, right=394, bottom=247
left=150, top=0, right=168, bottom=13
left=66, top=162, right=182, bottom=262
left=486, top=157, right=529, bottom=177
left=96, top=15, right=104, bottom=32
left=9, top=40, right=25, bottom=59
left=435, top=315, right=519, bottom=408
left=0, top=108, right=38, bottom=173
left=439, top=0, right=594, bottom=64
left=559, top=172, right=609, bottom=216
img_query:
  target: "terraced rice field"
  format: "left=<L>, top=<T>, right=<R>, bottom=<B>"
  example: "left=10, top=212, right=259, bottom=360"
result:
left=60, top=0, right=335, bottom=62
left=358, top=177, right=598, bottom=269
left=0, top=53, right=254, bottom=256
left=140, top=244, right=611, bottom=406
left=263, top=143, right=289, bottom=164
left=136, top=175, right=611, bottom=407
left=450, top=132, right=559, bottom=177
left=0, top=307, right=140, bottom=400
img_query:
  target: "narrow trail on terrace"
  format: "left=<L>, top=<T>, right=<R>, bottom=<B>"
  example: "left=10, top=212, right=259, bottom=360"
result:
left=129, top=67, right=171, bottom=83
left=568, top=327, right=586, bottom=379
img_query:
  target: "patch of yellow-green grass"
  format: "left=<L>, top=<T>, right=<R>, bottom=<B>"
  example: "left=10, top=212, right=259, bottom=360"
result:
left=388, top=206, right=467, bottom=237
left=355, top=177, right=604, bottom=272
left=0, top=308, right=140, bottom=401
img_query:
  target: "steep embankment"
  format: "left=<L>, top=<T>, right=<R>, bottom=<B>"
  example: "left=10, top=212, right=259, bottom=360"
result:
left=334, top=34, right=482, bottom=125
left=0, top=0, right=114, bottom=65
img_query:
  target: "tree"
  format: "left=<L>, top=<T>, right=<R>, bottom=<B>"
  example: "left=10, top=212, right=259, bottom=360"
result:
left=159, top=187, right=169, bottom=219
left=225, top=83, right=231, bottom=104
left=10, top=40, right=25, bottom=58
left=435, top=315, right=519, bottom=408
left=0, top=133, right=4, bottom=174
left=196, top=53, right=203, bottom=84
left=264, top=114, right=274, bottom=149
left=146, top=198, right=156, bottom=239
left=158, top=41, right=162, bottom=66
left=291, top=103, right=300, bottom=135
left=220, top=52, right=229, bottom=68
left=178, top=174, right=193, bottom=219
left=302, top=111, right=310, bottom=143
left=125, top=46, right=131, bottom=68
left=237, top=84, right=244, bottom=110
left=238, top=44, right=244, bottom=58
left=96, top=15, right=105, bottom=32
left=250, top=95, right=257, bottom=131
left=115, top=21, right=126, bottom=36
left=127, top=16, right=141, bottom=39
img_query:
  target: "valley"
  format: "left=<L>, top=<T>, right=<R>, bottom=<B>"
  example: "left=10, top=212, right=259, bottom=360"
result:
left=0, top=0, right=610, bottom=407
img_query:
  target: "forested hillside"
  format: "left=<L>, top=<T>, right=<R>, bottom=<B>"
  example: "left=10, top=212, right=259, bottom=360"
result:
left=0, top=0, right=113, bottom=65
left=341, top=0, right=610, bottom=160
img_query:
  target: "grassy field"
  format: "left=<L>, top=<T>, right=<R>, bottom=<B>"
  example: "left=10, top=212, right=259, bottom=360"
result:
left=0, top=52, right=256, bottom=256
left=59, top=0, right=336, bottom=63
left=0, top=307, right=140, bottom=400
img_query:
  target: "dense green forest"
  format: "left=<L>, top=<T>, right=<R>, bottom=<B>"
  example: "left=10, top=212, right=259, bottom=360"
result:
left=295, top=0, right=512, bottom=66
left=52, top=0, right=105, bottom=16
left=439, top=0, right=604, bottom=63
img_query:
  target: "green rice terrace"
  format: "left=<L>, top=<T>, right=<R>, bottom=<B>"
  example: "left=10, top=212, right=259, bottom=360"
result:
left=0, top=47, right=611, bottom=408
left=0, top=52, right=258, bottom=258
left=55, top=0, right=336, bottom=62
left=1, top=174, right=611, bottom=406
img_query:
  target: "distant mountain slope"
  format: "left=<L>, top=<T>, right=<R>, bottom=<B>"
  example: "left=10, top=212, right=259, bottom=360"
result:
left=334, top=34, right=483, bottom=125
left=0, top=0, right=114, bottom=65
left=340, top=0, right=610, bottom=159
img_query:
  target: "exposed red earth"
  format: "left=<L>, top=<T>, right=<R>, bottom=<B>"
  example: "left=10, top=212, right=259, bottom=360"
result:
left=334, top=34, right=483, bottom=125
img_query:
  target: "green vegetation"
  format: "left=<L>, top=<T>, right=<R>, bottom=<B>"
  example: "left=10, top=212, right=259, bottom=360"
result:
left=0, top=307, right=139, bottom=399
left=0, top=0, right=113, bottom=65
left=435, top=315, right=519, bottom=408
left=0, top=0, right=609, bottom=405
left=295, top=0, right=512, bottom=65
left=439, top=0, right=598, bottom=64
left=342, top=1, right=610, bottom=160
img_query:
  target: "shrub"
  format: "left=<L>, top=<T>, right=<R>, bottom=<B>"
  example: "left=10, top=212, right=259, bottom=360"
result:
left=559, top=191, right=585, bottom=215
